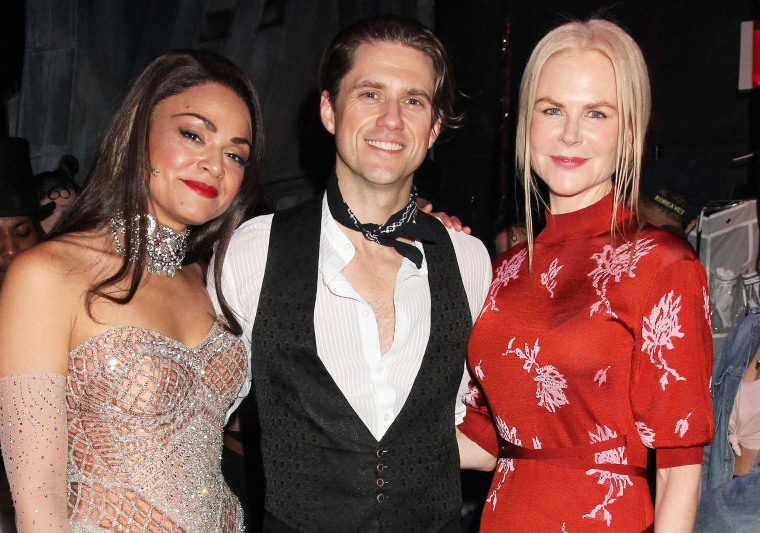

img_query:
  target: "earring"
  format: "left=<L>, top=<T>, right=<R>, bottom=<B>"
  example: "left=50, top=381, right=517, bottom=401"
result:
left=151, top=168, right=160, bottom=176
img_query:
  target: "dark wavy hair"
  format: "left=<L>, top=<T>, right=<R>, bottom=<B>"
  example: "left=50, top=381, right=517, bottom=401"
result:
left=318, top=15, right=463, bottom=133
left=49, top=49, right=264, bottom=335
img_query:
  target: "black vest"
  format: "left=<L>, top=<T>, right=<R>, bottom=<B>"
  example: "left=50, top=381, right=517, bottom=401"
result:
left=251, top=198, right=472, bottom=532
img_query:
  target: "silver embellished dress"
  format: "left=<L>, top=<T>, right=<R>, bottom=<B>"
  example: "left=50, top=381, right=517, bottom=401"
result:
left=66, top=321, right=247, bottom=532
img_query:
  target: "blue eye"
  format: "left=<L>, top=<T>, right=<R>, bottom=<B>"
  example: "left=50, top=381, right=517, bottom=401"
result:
left=543, top=108, right=561, bottom=115
left=589, top=110, right=607, bottom=119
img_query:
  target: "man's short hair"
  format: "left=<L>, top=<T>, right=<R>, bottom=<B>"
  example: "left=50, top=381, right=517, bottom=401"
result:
left=317, top=15, right=462, bottom=133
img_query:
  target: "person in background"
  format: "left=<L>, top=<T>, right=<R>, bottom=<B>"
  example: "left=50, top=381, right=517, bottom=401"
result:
left=0, top=137, right=53, bottom=286
left=492, top=213, right=528, bottom=258
left=457, top=19, right=713, bottom=532
left=0, top=49, right=263, bottom=532
left=696, top=308, right=760, bottom=531
left=34, top=154, right=81, bottom=234
left=638, top=156, right=704, bottom=239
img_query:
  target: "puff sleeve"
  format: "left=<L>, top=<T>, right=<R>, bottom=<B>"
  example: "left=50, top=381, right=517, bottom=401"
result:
left=630, top=257, right=714, bottom=467
left=458, top=376, right=499, bottom=457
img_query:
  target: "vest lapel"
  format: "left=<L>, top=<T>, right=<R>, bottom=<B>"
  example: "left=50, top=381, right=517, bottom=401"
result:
left=257, top=197, right=375, bottom=446
left=380, top=212, right=471, bottom=444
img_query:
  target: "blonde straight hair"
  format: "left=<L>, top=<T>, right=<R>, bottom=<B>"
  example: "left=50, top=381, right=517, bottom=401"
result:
left=515, top=19, right=651, bottom=267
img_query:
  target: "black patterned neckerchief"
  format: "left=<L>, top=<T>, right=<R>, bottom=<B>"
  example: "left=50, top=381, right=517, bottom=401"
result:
left=325, top=171, right=437, bottom=268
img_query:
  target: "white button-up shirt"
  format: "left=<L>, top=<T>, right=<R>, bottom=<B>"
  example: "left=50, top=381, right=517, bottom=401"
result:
left=211, top=196, right=491, bottom=439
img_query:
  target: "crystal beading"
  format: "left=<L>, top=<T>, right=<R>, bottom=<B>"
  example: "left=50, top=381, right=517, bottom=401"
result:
left=110, top=212, right=189, bottom=277
left=66, top=321, right=247, bottom=531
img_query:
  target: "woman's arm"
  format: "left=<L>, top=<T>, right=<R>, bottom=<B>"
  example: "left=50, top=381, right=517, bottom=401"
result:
left=654, top=463, right=702, bottom=533
left=0, top=247, right=73, bottom=531
left=457, top=428, right=497, bottom=471
left=0, top=246, right=71, bottom=376
left=629, top=257, right=713, bottom=532
left=0, top=375, right=69, bottom=531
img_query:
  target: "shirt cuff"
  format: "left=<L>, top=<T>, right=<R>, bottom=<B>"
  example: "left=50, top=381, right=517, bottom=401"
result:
left=458, top=409, right=499, bottom=458
left=656, top=446, right=704, bottom=468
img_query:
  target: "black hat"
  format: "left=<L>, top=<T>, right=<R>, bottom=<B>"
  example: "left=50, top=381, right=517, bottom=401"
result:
left=640, top=157, right=705, bottom=221
left=0, top=137, right=54, bottom=219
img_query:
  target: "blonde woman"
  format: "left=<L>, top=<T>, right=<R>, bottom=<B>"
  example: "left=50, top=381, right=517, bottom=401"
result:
left=458, top=19, right=713, bottom=532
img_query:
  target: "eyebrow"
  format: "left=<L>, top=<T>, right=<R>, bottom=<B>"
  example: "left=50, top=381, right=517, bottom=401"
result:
left=406, top=88, right=432, bottom=102
left=534, top=97, right=616, bottom=109
left=351, top=80, right=384, bottom=91
left=172, top=112, right=252, bottom=147
left=351, top=80, right=432, bottom=102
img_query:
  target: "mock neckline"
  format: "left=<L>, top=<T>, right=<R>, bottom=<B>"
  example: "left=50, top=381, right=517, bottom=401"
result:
left=536, top=193, right=634, bottom=244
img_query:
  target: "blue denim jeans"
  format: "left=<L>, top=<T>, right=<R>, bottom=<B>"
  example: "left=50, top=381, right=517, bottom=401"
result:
left=696, top=308, right=760, bottom=531
left=695, top=472, right=760, bottom=532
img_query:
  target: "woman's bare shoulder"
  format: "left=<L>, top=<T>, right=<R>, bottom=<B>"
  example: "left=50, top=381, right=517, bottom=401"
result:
left=3, top=233, right=115, bottom=303
left=0, top=234, right=111, bottom=375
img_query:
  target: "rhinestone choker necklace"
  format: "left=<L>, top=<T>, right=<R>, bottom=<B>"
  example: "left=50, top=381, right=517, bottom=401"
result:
left=110, top=212, right=189, bottom=277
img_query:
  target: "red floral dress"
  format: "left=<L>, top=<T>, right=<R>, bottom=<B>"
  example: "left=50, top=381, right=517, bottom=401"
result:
left=459, top=194, right=713, bottom=532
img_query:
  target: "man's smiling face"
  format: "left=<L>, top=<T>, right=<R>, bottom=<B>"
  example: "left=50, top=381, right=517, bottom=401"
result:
left=320, top=41, right=441, bottom=191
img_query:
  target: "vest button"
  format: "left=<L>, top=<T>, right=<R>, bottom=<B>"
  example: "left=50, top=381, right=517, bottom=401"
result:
left=377, top=494, right=385, bottom=502
left=376, top=478, right=384, bottom=487
left=377, top=464, right=383, bottom=472
left=376, top=449, right=384, bottom=458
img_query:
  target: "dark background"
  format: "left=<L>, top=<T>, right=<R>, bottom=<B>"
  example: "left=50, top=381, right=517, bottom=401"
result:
left=1, top=0, right=757, bottom=248
left=1, top=1, right=756, bottom=529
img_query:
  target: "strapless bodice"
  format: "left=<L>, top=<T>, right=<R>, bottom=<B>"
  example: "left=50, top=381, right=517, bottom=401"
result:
left=66, top=321, right=247, bottom=532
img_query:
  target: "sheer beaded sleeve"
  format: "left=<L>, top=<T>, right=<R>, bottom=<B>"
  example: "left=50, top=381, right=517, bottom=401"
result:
left=0, top=374, right=69, bottom=531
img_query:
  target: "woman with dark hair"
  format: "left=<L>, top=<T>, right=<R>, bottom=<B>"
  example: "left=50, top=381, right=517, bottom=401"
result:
left=458, top=20, right=713, bottom=532
left=0, top=49, right=263, bottom=532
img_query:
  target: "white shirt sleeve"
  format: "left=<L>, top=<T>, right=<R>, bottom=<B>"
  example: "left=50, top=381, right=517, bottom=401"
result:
left=207, top=214, right=274, bottom=422
left=445, top=227, right=492, bottom=425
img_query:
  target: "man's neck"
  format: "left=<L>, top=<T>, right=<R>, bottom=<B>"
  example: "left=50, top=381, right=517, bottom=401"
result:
left=336, top=171, right=413, bottom=225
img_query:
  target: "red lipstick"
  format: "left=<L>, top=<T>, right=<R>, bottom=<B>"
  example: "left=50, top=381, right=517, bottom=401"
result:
left=551, top=156, right=588, bottom=169
left=181, top=180, right=218, bottom=198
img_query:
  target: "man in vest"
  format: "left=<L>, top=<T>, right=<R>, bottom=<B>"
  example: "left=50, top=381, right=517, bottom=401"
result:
left=212, top=16, right=491, bottom=532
